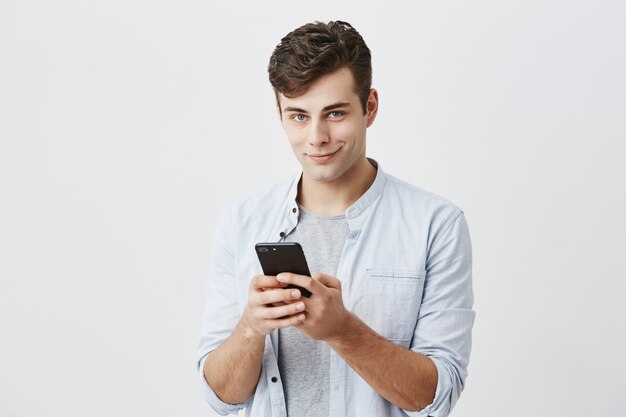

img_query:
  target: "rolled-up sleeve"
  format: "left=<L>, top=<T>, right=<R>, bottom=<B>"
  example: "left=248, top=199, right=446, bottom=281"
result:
left=197, top=354, right=253, bottom=415
left=406, top=211, right=475, bottom=417
left=196, top=204, right=251, bottom=415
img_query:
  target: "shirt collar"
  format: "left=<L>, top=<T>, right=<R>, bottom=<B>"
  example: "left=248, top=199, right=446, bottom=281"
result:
left=345, top=158, right=385, bottom=220
left=280, top=158, right=386, bottom=237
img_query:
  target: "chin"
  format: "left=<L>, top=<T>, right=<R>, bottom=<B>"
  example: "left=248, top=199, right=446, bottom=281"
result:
left=301, top=164, right=334, bottom=181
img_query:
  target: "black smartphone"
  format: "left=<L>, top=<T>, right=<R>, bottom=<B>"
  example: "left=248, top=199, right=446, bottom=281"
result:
left=255, top=242, right=312, bottom=298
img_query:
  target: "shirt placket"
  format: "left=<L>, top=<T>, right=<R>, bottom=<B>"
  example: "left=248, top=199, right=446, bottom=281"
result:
left=263, top=203, right=300, bottom=416
left=264, top=332, right=287, bottom=417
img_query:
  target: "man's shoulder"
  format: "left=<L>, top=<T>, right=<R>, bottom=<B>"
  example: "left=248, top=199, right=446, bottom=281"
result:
left=382, top=172, right=464, bottom=227
left=384, top=173, right=461, bottom=211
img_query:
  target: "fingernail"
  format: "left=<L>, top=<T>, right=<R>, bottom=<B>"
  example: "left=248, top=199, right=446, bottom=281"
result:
left=291, top=290, right=300, bottom=298
left=277, top=273, right=286, bottom=281
left=296, top=302, right=305, bottom=311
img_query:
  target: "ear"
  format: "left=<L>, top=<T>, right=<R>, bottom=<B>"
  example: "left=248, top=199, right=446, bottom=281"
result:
left=365, top=88, right=379, bottom=127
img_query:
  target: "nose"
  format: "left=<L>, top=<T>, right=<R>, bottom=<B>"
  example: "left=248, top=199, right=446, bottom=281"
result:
left=309, top=119, right=330, bottom=147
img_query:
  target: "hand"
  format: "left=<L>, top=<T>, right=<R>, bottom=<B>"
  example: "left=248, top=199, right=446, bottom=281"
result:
left=240, top=275, right=306, bottom=339
left=276, top=272, right=351, bottom=341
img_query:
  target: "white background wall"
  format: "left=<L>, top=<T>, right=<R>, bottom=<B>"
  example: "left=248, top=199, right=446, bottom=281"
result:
left=1, top=1, right=625, bottom=416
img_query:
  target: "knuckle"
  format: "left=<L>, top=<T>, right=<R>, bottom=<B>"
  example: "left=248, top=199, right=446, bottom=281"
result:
left=251, top=275, right=262, bottom=288
left=255, top=306, right=269, bottom=319
left=249, top=291, right=262, bottom=303
left=247, top=294, right=259, bottom=307
left=270, top=304, right=280, bottom=314
left=257, top=292, right=268, bottom=305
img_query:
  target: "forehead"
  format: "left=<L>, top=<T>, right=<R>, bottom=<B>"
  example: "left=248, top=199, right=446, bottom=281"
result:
left=279, top=67, right=359, bottom=111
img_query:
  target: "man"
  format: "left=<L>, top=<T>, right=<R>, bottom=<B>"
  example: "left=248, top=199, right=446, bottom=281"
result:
left=197, top=21, right=474, bottom=417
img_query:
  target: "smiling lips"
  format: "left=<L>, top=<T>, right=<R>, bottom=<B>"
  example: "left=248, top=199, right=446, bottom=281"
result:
left=307, top=148, right=340, bottom=162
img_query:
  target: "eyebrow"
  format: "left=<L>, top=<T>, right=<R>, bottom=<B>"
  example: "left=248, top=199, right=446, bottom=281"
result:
left=283, top=102, right=352, bottom=114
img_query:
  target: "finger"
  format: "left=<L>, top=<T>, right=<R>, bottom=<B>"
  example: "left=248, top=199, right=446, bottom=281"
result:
left=265, top=313, right=306, bottom=330
left=276, top=273, right=319, bottom=292
left=261, top=282, right=289, bottom=292
left=269, top=298, right=300, bottom=308
left=258, top=301, right=306, bottom=319
left=250, top=275, right=283, bottom=291
left=313, top=272, right=341, bottom=289
left=256, top=288, right=302, bottom=305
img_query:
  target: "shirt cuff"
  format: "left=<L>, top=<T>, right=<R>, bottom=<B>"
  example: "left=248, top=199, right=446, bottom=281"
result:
left=401, top=357, right=448, bottom=417
left=198, top=353, right=253, bottom=415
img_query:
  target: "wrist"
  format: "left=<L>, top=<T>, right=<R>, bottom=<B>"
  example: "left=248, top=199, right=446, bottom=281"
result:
left=325, top=311, right=359, bottom=346
left=237, top=312, right=267, bottom=343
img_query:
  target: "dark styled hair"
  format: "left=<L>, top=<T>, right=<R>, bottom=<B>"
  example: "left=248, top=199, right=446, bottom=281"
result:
left=268, top=20, right=372, bottom=114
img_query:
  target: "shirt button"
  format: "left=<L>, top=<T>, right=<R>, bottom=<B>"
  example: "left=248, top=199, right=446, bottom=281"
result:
left=292, top=207, right=297, bottom=213
left=279, top=232, right=285, bottom=237
left=271, top=376, right=278, bottom=383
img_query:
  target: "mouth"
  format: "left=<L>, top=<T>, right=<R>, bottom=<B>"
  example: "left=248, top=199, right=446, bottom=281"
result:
left=307, top=148, right=340, bottom=162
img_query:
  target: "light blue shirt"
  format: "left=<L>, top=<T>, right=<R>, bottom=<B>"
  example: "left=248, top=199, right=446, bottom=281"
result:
left=197, top=160, right=475, bottom=417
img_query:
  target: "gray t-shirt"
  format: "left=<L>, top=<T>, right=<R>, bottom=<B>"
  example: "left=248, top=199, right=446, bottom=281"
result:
left=279, top=204, right=349, bottom=417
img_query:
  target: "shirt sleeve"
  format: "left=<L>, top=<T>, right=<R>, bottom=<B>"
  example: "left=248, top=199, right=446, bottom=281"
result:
left=405, top=211, right=475, bottom=417
left=196, top=204, right=253, bottom=415
left=197, top=353, right=254, bottom=415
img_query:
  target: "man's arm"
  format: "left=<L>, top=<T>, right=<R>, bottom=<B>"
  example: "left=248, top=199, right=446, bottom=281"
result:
left=202, top=319, right=265, bottom=405
left=203, top=276, right=307, bottom=404
left=198, top=205, right=309, bottom=410
left=328, top=312, right=437, bottom=411
left=276, top=272, right=437, bottom=411
left=276, top=211, right=473, bottom=414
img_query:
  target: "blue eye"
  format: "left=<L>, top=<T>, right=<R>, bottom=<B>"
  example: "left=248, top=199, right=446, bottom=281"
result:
left=294, top=114, right=306, bottom=122
left=329, top=111, right=344, bottom=118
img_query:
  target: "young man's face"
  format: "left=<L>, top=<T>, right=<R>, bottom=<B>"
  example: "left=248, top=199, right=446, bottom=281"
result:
left=278, top=67, right=378, bottom=184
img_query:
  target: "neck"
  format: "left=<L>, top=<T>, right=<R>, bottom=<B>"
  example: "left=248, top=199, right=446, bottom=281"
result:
left=297, top=158, right=377, bottom=216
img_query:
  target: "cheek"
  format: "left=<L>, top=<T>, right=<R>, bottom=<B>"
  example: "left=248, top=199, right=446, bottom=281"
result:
left=283, top=125, right=306, bottom=147
left=329, top=123, right=351, bottom=139
left=331, top=122, right=365, bottom=145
